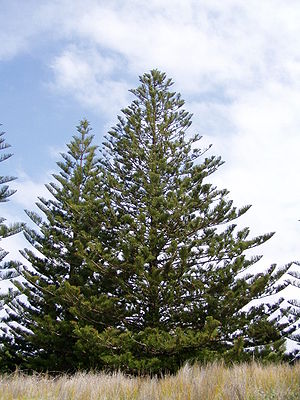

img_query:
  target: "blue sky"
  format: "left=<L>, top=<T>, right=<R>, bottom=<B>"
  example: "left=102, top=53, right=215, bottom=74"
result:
left=0, top=1, right=300, bottom=326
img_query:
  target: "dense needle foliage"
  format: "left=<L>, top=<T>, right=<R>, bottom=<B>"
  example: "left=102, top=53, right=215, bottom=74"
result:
left=0, top=121, right=119, bottom=371
left=0, top=129, right=23, bottom=262
left=0, top=72, right=296, bottom=374
left=0, top=128, right=24, bottom=369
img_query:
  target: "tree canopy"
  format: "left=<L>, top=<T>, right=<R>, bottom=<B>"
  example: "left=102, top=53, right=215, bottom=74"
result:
left=0, top=72, right=296, bottom=374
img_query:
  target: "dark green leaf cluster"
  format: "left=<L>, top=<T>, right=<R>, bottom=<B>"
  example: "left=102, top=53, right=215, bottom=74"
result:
left=0, top=128, right=23, bottom=277
left=0, top=73, right=296, bottom=374
left=0, top=128, right=24, bottom=373
left=280, top=266, right=300, bottom=361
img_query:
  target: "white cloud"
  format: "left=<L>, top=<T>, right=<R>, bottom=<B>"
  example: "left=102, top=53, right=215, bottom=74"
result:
left=0, top=232, right=27, bottom=265
left=11, top=172, right=51, bottom=211
left=50, top=47, right=131, bottom=117
left=0, top=0, right=56, bottom=60
left=211, top=81, right=300, bottom=267
left=4, top=1, right=300, bottom=106
left=48, top=145, right=67, bottom=160
left=48, top=0, right=300, bottom=94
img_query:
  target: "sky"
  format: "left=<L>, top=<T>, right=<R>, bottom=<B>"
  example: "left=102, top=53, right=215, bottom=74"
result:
left=0, top=0, right=299, bottom=346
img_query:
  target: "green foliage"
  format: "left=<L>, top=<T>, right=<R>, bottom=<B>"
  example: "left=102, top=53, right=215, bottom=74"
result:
left=0, top=128, right=24, bottom=373
left=82, top=70, right=287, bottom=372
left=0, top=120, right=120, bottom=372
left=0, top=73, right=292, bottom=374
left=282, top=267, right=300, bottom=359
left=0, top=129, right=23, bottom=264
left=72, top=316, right=221, bottom=374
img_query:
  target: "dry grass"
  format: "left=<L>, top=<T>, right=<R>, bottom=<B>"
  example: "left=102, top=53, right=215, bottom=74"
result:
left=0, top=362, right=299, bottom=400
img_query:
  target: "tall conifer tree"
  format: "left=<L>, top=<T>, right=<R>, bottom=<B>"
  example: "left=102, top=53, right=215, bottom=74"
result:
left=1, top=75, right=293, bottom=374
left=0, top=121, right=120, bottom=372
left=72, top=71, right=290, bottom=373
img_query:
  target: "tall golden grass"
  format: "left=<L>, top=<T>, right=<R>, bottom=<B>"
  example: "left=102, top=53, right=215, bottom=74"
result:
left=1, top=362, right=299, bottom=400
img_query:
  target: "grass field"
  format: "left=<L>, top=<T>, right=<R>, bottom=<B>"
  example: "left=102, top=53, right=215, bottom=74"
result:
left=1, top=362, right=299, bottom=400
